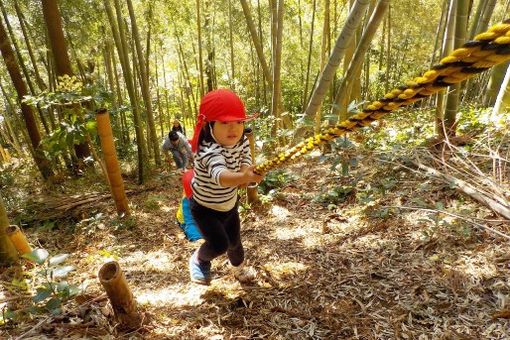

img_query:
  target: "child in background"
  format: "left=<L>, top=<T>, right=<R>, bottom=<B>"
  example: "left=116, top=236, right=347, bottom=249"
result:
left=172, top=119, right=186, bottom=136
left=188, top=89, right=263, bottom=285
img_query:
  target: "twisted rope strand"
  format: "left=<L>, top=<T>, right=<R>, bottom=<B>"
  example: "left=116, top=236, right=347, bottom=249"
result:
left=255, top=20, right=510, bottom=174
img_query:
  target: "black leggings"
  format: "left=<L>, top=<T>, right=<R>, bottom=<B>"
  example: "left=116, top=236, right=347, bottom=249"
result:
left=189, top=198, right=244, bottom=266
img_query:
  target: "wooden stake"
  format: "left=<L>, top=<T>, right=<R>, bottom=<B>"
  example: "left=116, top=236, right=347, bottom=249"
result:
left=98, top=261, right=142, bottom=329
left=6, top=225, right=32, bottom=255
left=244, top=127, right=260, bottom=204
left=96, top=109, right=130, bottom=216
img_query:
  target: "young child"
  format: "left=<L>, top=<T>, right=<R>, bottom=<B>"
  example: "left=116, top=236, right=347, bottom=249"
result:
left=187, top=89, right=263, bottom=285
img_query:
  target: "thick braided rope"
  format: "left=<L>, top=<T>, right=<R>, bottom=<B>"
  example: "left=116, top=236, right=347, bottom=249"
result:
left=255, top=19, right=510, bottom=174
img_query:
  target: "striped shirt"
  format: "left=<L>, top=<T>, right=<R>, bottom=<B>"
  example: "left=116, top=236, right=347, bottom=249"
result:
left=191, top=137, right=251, bottom=211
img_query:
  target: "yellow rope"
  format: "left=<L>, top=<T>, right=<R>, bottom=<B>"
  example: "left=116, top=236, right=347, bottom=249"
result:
left=255, top=19, right=510, bottom=174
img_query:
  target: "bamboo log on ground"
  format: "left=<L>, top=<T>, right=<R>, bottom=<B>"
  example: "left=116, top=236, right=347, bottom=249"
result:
left=98, top=261, right=141, bottom=329
left=96, top=109, right=130, bottom=216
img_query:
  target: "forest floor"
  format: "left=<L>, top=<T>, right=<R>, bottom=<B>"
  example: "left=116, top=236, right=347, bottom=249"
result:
left=2, top=143, right=510, bottom=339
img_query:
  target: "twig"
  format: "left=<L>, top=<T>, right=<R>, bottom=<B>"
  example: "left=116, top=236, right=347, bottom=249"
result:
left=16, top=316, right=52, bottom=340
left=413, top=161, right=510, bottom=219
left=381, top=205, right=510, bottom=241
left=0, top=296, right=29, bottom=304
left=14, top=294, right=108, bottom=339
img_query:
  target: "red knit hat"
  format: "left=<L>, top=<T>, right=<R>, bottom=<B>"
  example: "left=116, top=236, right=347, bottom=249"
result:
left=190, top=89, right=258, bottom=152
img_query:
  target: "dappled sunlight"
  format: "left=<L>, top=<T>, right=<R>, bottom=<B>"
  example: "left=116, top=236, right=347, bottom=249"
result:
left=273, top=222, right=319, bottom=241
left=454, top=254, right=499, bottom=282
left=263, top=261, right=308, bottom=281
left=136, top=283, right=208, bottom=307
left=121, top=250, right=177, bottom=272
left=270, top=205, right=291, bottom=220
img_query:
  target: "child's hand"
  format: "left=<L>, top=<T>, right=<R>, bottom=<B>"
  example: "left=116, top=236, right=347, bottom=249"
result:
left=243, top=166, right=263, bottom=184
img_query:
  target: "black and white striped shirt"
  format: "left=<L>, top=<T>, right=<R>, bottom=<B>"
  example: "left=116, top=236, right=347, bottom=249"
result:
left=191, top=137, right=251, bottom=211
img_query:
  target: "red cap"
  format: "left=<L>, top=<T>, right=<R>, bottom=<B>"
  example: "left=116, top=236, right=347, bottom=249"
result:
left=190, top=89, right=258, bottom=152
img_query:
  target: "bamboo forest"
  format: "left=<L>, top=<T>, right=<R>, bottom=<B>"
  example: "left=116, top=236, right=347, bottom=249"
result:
left=1, top=0, right=510, bottom=338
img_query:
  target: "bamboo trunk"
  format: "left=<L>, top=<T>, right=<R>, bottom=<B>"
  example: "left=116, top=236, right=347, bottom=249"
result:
left=6, top=225, right=32, bottom=255
left=96, top=109, right=130, bottom=216
left=0, top=196, right=18, bottom=264
left=244, top=128, right=259, bottom=204
left=99, top=261, right=141, bottom=329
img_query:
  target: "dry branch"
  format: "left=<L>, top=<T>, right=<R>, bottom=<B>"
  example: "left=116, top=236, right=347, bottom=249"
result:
left=414, top=161, right=510, bottom=220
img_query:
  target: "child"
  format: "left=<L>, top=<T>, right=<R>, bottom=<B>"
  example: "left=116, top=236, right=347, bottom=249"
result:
left=187, top=89, right=263, bottom=285
left=172, top=119, right=186, bottom=136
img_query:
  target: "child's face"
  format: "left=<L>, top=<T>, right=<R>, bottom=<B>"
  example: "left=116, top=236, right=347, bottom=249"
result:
left=212, top=121, right=244, bottom=147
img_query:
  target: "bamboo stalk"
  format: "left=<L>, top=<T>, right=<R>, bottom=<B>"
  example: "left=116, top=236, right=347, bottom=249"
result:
left=98, top=261, right=141, bottom=329
left=244, top=128, right=259, bottom=204
left=96, top=109, right=130, bottom=216
left=6, top=225, right=32, bottom=255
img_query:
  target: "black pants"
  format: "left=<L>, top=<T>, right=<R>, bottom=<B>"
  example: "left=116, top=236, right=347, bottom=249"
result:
left=189, top=198, right=244, bottom=266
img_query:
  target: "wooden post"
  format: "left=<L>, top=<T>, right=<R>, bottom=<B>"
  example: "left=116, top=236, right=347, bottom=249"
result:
left=0, top=196, right=18, bottom=264
left=6, top=225, right=32, bottom=255
left=244, top=127, right=259, bottom=204
left=96, top=109, right=130, bottom=216
left=99, top=261, right=141, bottom=329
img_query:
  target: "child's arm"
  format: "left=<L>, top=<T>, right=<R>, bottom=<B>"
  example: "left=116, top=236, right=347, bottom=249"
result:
left=218, top=166, right=263, bottom=187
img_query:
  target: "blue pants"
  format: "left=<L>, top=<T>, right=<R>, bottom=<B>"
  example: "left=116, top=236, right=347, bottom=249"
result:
left=171, top=149, right=187, bottom=169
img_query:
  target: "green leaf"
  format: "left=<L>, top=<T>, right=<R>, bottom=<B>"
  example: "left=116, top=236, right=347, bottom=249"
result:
left=49, top=254, right=69, bottom=267
left=22, top=248, right=49, bottom=264
left=45, top=297, right=62, bottom=312
left=33, top=288, right=52, bottom=303
left=50, top=265, right=75, bottom=278
left=85, top=120, right=97, bottom=133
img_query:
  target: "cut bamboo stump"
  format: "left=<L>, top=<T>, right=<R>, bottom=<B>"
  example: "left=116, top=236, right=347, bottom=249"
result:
left=96, top=109, right=130, bottom=216
left=98, top=261, right=141, bottom=329
left=6, top=225, right=32, bottom=255
left=244, top=128, right=260, bottom=204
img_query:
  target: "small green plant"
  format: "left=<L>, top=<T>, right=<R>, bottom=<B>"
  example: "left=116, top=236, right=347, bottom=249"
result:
left=111, top=215, right=136, bottom=230
left=314, top=185, right=356, bottom=205
left=1, top=249, right=80, bottom=325
left=258, top=169, right=296, bottom=194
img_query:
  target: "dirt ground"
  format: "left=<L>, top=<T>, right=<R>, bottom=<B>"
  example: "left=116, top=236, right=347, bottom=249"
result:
left=2, top=154, right=510, bottom=339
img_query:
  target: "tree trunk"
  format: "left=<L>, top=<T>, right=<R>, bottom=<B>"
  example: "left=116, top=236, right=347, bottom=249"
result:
left=0, top=14, right=53, bottom=179
left=0, top=0, right=49, bottom=135
left=332, top=0, right=389, bottom=122
left=302, top=0, right=370, bottom=128
left=13, top=1, right=46, bottom=91
left=0, top=195, right=18, bottom=266
left=175, top=33, right=198, bottom=117
left=228, top=0, right=235, bottom=88
left=444, top=0, right=469, bottom=137
left=492, top=63, right=510, bottom=118
left=126, top=0, right=160, bottom=166
left=41, top=0, right=91, bottom=160
left=240, top=0, right=272, bottom=87
left=96, top=109, right=130, bottom=216
left=196, top=0, right=205, bottom=97
left=104, top=0, right=145, bottom=184
left=476, top=0, right=497, bottom=34
left=485, top=62, right=510, bottom=107
left=303, top=0, right=316, bottom=112
left=435, top=0, right=456, bottom=136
